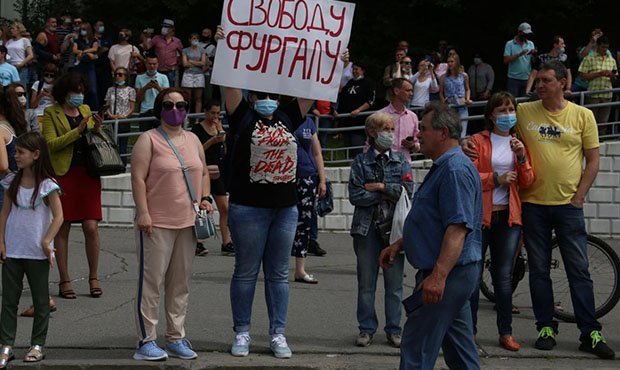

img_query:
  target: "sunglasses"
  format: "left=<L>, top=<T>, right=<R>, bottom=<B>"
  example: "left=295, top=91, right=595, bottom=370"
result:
left=44, top=73, right=55, bottom=78
left=162, top=101, right=188, bottom=111
left=15, top=92, right=25, bottom=97
left=254, top=92, right=279, bottom=100
left=114, top=72, right=126, bottom=77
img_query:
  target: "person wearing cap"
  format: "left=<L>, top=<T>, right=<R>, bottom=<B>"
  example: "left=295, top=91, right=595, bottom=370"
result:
left=150, top=19, right=183, bottom=87
left=503, top=22, right=536, bottom=97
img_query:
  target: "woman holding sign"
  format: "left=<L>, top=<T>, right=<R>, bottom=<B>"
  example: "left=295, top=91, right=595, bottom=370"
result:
left=215, top=24, right=339, bottom=360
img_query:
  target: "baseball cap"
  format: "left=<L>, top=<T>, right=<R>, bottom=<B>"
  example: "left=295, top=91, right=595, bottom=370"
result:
left=161, top=19, right=175, bottom=28
left=518, top=22, right=533, bottom=34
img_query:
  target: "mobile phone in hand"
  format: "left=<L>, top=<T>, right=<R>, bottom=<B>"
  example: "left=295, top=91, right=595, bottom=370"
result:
left=97, top=105, right=110, bottom=117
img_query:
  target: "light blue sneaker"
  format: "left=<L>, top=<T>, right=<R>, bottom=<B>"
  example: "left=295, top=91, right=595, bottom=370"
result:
left=165, top=338, right=197, bottom=360
left=270, top=334, right=292, bottom=359
left=231, top=333, right=251, bottom=357
left=133, top=341, right=168, bottom=361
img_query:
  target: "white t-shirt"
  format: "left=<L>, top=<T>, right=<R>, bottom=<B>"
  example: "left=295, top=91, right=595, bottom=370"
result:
left=410, top=72, right=438, bottom=107
left=1, top=174, right=60, bottom=260
left=6, top=38, right=31, bottom=66
left=108, top=43, right=135, bottom=70
left=490, top=133, right=515, bottom=206
left=31, top=81, right=54, bottom=116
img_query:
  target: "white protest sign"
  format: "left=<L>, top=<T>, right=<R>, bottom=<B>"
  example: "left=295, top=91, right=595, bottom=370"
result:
left=212, top=0, right=355, bottom=102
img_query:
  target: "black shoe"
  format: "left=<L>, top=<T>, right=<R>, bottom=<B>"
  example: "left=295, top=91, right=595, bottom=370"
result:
left=308, top=240, right=327, bottom=256
left=579, top=330, right=615, bottom=359
left=195, top=243, right=209, bottom=256
left=221, top=242, right=235, bottom=256
left=534, top=327, right=556, bottom=351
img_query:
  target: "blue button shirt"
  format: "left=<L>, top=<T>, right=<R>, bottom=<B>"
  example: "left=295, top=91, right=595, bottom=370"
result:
left=403, top=147, right=482, bottom=270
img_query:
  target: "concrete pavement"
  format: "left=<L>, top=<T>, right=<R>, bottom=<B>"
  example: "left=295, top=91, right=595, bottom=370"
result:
left=3, top=228, right=619, bottom=369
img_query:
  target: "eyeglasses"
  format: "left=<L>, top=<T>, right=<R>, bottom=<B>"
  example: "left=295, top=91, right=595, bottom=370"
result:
left=44, top=73, right=55, bottom=78
left=114, top=72, right=126, bottom=77
left=254, top=92, right=279, bottom=100
left=162, top=101, right=188, bottom=111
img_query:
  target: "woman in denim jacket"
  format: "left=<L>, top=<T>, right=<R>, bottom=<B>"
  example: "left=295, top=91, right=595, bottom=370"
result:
left=348, top=112, right=413, bottom=348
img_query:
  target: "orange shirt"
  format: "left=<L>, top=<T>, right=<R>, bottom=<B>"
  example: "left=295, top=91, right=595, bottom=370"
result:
left=470, top=131, right=535, bottom=228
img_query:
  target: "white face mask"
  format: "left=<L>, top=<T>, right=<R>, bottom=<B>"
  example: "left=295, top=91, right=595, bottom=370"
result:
left=44, top=76, right=54, bottom=83
left=161, top=27, right=169, bottom=36
left=17, top=95, right=27, bottom=107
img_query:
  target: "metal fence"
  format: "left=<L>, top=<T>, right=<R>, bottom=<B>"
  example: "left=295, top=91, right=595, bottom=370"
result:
left=104, top=88, right=620, bottom=165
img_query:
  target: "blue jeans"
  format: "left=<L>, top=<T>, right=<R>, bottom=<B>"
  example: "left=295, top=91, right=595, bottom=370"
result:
left=160, top=70, right=177, bottom=87
left=400, top=262, right=481, bottom=370
left=353, top=226, right=404, bottom=336
left=228, top=203, right=298, bottom=335
left=507, top=78, right=527, bottom=98
left=470, top=210, right=521, bottom=335
left=522, top=203, right=601, bottom=335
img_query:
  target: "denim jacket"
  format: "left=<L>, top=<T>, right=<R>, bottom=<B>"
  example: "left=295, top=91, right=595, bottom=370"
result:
left=348, top=149, right=414, bottom=236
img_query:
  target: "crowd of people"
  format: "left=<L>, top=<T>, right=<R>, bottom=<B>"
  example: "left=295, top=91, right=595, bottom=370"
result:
left=0, top=13, right=616, bottom=370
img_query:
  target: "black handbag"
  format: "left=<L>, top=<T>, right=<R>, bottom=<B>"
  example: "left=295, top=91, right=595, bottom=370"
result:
left=83, top=127, right=126, bottom=177
left=157, top=128, right=217, bottom=241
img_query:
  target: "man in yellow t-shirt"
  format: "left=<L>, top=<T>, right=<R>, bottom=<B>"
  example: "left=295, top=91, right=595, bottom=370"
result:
left=516, top=61, right=614, bottom=359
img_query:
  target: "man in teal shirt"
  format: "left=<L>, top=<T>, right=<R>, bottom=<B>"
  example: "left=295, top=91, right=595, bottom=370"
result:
left=504, top=22, right=536, bottom=97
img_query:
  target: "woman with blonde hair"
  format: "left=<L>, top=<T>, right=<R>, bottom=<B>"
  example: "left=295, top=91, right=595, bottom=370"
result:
left=6, top=22, right=34, bottom=91
left=439, top=53, right=472, bottom=137
left=348, top=111, right=413, bottom=348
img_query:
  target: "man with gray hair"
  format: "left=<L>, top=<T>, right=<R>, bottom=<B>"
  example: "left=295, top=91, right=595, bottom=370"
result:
left=380, top=102, right=482, bottom=369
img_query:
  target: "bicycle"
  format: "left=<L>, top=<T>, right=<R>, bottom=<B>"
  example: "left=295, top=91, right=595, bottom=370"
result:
left=480, top=234, right=620, bottom=323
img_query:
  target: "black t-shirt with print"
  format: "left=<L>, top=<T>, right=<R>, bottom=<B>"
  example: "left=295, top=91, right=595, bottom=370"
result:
left=228, top=99, right=303, bottom=208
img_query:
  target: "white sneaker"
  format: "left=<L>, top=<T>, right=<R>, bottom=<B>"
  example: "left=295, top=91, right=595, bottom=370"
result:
left=270, top=334, right=292, bottom=359
left=231, top=333, right=251, bottom=357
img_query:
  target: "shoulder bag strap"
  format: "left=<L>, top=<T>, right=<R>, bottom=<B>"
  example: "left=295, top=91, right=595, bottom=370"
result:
left=156, top=127, right=197, bottom=204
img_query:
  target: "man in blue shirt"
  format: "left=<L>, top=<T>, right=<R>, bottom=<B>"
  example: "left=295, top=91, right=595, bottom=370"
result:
left=135, top=54, right=170, bottom=131
left=380, top=102, right=482, bottom=370
left=0, top=46, right=20, bottom=87
left=503, top=22, right=536, bottom=97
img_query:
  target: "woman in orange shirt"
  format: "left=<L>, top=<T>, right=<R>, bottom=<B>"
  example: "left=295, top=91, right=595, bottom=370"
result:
left=468, top=91, right=534, bottom=351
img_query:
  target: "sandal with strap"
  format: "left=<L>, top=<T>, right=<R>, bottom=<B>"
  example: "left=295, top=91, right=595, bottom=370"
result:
left=89, top=278, right=103, bottom=298
left=23, top=345, right=44, bottom=363
left=58, top=281, right=76, bottom=299
left=0, top=345, right=14, bottom=368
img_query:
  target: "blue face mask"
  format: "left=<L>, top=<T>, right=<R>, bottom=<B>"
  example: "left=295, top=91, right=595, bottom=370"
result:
left=254, top=99, right=279, bottom=117
left=67, top=93, right=84, bottom=107
left=116, top=80, right=126, bottom=86
left=80, top=29, right=87, bottom=37
left=495, top=113, right=517, bottom=132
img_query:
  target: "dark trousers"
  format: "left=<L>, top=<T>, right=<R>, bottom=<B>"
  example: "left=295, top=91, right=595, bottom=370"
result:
left=0, top=258, right=50, bottom=346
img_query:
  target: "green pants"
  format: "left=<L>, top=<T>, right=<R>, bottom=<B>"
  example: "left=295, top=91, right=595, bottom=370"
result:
left=0, top=258, right=50, bottom=346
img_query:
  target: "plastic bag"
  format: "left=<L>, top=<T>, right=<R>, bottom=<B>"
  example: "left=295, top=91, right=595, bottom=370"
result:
left=389, top=186, right=411, bottom=244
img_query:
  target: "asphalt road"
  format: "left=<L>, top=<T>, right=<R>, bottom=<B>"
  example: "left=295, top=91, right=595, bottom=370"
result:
left=2, top=228, right=619, bottom=369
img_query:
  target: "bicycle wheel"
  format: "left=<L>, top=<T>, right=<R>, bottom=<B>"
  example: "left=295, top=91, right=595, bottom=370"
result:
left=480, top=249, right=525, bottom=303
left=480, top=249, right=495, bottom=302
left=551, top=235, right=620, bottom=322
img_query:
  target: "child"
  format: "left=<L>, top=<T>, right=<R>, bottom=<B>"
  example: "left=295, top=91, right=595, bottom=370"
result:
left=0, top=132, right=63, bottom=366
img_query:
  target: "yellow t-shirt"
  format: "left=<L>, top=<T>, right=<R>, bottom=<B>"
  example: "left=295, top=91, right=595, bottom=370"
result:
left=516, top=101, right=599, bottom=205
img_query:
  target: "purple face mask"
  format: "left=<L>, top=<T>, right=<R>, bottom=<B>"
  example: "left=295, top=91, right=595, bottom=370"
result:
left=160, top=108, right=187, bottom=126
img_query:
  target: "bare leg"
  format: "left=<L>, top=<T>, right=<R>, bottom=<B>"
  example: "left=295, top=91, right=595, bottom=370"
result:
left=214, top=195, right=232, bottom=244
left=82, top=220, right=100, bottom=280
left=56, top=222, right=72, bottom=282
left=194, top=88, right=203, bottom=114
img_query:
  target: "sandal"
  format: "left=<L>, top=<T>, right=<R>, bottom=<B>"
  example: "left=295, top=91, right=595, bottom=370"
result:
left=89, top=278, right=103, bottom=298
left=20, top=297, right=57, bottom=317
left=294, top=274, right=318, bottom=284
left=0, top=345, right=14, bottom=368
left=58, top=281, right=76, bottom=299
left=23, top=345, right=44, bottom=363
